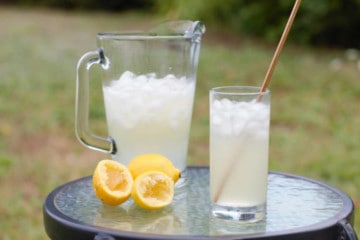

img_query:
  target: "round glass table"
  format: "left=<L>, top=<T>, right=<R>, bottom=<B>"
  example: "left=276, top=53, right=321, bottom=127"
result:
left=43, top=167, right=358, bottom=240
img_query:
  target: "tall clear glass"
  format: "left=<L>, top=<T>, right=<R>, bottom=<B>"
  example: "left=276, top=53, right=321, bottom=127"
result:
left=75, top=21, right=205, bottom=183
left=210, top=86, right=271, bottom=222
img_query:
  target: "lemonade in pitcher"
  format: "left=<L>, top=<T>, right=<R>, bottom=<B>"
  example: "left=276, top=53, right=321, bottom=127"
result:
left=103, top=71, right=195, bottom=171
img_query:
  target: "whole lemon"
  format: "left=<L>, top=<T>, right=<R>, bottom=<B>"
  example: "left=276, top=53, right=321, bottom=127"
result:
left=127, top=153, right=180, bottom=183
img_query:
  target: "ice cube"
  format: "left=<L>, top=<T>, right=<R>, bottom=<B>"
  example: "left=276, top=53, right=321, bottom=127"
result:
left=120, top=71, right=135, bottom=81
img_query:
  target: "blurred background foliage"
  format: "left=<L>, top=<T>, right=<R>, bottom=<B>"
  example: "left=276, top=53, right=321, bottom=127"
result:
left=1, top=2, right=360, bottom=238
left=3, top=0, right=360, bottom=48
left=155, top=0, right=360, bottom=48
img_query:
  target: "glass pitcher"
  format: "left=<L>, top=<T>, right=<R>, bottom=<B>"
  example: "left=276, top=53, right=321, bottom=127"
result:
left=75, top=21, right=205, bottom=178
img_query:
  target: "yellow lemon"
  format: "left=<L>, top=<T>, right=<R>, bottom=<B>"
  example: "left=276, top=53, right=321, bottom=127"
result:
left=131, top=171, right=174, bottom=210
left=92, top=160, right=133, bottom=206
left=127, top=153, right=180, bottom=183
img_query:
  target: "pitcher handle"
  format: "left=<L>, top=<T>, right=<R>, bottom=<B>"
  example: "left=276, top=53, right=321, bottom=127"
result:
left=75, top=49, right=117, bottom=154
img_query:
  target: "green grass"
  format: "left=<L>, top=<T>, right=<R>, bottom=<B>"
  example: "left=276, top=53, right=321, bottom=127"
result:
left=0, top=6, right=359, bottom=239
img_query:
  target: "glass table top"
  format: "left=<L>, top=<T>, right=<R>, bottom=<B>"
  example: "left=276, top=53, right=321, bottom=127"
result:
left=46, top=167, right=354, bottom=238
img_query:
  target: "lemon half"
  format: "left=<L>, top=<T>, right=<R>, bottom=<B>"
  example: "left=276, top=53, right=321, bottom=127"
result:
left=131, top=171, right=174, bottom=210
left=92, top=160, right=133, bottom=206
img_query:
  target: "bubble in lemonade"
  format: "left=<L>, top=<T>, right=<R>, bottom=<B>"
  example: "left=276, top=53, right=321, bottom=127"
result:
left=102, top=71, right=195, bottom=172
left=210, top=98, right=270, bottom=208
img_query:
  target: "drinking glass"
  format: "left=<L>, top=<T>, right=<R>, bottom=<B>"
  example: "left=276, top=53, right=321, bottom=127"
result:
left=209, top=86, right=271, bottom=222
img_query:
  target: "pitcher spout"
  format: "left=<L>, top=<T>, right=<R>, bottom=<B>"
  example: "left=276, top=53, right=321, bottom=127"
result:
left=186, top=21, right=206, bottom=42
left=147, top=20, right=205, bottom=40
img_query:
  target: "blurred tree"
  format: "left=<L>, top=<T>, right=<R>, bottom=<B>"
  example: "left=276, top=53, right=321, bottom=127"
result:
left=154, top=0, right=360, bottom=48
left=4, top=0, right=153, bottom=10
left=3, top=0, right=359, bottom=47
